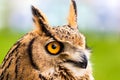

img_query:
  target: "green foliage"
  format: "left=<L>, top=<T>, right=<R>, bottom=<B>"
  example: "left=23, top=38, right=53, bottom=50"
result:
left=0, top=29, right=120, bottom=80
left=0, top=29, right=24, bottom=64
left=85, top=32, right=120, bottom=80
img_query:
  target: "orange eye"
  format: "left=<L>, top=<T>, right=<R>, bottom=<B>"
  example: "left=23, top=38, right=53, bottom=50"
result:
left=45, top=41, right=63, bottom=55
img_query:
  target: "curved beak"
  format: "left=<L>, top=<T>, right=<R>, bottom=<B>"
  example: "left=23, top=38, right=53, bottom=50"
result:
left=65, top=55, right=88, bottom=69
left=79, top=55, right=88, bottom=69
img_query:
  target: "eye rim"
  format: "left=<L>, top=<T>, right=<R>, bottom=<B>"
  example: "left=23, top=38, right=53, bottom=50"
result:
left=45, top=41, right=64, bottom=55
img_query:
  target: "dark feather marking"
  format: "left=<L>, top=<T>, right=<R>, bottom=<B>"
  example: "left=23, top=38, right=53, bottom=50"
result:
left=31, top=6, right=45, bottom=21
left=0, top=58, right=13, bottom=80
left=39, top=74, right=47, bottom=80
left=59, top=66, right=70, bottom=79
left=15, top=56, right=21, bottom=79
left=38, top=18, right=56, bottom=39
left=37, top=17, right=51, bottom=36
left=6, top=73, right=9, bottom=80
left=72, top=0, right=77, bottom=17
left=1, top=41, right=21, bottom=68
left=28, top=38, right=39, bottom=70
left=0, top=73, right=4, bottom=80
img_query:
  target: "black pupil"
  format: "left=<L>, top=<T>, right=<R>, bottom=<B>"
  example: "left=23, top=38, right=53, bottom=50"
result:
left=52, top=44, right=57, bottom=49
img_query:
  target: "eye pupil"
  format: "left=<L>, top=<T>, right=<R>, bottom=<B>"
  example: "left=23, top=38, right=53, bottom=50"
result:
left=52, top=44, right=57, bottom=49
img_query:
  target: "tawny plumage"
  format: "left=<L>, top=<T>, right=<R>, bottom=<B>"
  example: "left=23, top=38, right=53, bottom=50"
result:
left=0, top=0, right=94, bottom=80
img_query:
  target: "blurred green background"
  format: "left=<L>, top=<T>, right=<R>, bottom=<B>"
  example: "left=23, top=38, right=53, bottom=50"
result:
left=0, top=0, right=120, bottom=80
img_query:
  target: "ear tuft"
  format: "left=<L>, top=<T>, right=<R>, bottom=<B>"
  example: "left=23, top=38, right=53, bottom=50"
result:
left=68, top=0, right=78, bottom=29
left=31, top=6, right=45, bottom=21
left=31, top=5, right=50, bottom=34
left=31, top=5, right=38, bottom=16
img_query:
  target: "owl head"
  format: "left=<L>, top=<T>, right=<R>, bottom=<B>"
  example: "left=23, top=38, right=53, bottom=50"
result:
left=30, top=0, right=92, bottom=79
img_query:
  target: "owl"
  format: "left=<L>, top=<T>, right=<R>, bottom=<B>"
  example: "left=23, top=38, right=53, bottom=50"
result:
left=0, top=0, right=94, bottom=80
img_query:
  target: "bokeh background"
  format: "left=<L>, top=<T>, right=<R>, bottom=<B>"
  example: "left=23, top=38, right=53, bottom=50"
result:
left=0, top=0, right=120, bottom=80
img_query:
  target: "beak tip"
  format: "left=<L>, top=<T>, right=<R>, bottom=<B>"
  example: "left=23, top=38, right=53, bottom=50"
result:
left=80, top=61, right=87, bottom=69
left=80, top=55, right=88, bottom=69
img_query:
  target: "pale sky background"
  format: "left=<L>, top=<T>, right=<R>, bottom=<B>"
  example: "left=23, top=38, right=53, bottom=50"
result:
left=0, top=0, right=120, bottom=32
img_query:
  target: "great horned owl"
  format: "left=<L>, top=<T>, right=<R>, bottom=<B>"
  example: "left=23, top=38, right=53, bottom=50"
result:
left=0, top=0, right=94, bottom=80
